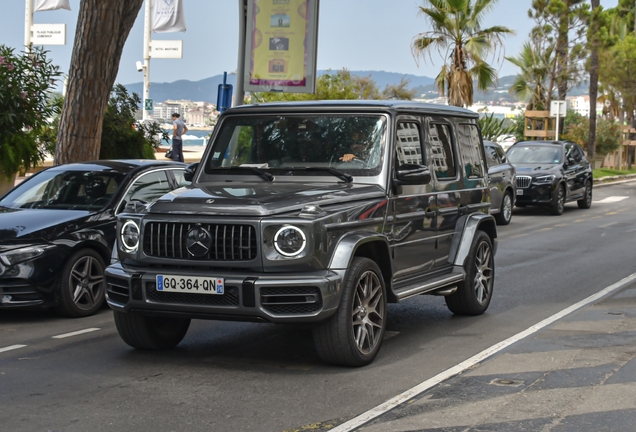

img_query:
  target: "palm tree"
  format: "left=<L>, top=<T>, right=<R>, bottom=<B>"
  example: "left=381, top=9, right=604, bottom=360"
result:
left=587, top=0, right=600, bottom=158
left=411, top=0, right=514, bottom=107
left=506, top=41, right=554, bottom=110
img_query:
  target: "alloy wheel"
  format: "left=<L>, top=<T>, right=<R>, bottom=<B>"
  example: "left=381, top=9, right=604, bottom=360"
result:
left=502, top=194, right=512, bottom=223
left=69, top=255, right=104, bottom=311
left=351, top=270, right=385, bottom=354
left=473, top=240, right=494, bottom=305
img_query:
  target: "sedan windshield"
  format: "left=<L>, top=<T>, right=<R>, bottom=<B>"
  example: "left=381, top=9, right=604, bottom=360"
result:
left=1, top=169, right=125, bottom=210
left=205, top=114, right=386, bottom=178
left=507, top=145, right=562, bottom=164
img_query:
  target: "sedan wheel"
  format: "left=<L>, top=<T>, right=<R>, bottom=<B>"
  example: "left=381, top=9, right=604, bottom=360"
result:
left=55, top=249, right=105, bottom=317
left=313, top=257, right=387, bottom=366
left=577, top=180, right=593, bottom=209
left=495, top=191, right=513, bottom=225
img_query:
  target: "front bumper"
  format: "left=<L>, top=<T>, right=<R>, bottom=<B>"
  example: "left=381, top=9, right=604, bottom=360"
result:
left=515, top=184, right=554, bottom=205
left=105, top=263, right=346, bottom=323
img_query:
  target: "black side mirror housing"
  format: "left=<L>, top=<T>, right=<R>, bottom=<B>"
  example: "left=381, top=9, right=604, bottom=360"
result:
left=183, top=162, right=199, bottom=182
left=395, top=164, right=432, bottom=185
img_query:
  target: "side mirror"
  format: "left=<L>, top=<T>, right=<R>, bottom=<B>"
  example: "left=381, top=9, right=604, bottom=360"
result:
left=395, top=164, right=432, bottom=185
left=183, top=162, right=199, bottom=182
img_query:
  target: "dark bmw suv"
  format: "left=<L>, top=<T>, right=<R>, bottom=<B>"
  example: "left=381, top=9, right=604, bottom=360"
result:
left=506, top=140, right=593, bottom=215
left=106, top=101, right=498, bottom=366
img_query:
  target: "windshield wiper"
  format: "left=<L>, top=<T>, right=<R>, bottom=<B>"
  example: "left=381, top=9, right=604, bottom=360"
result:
left=285, top=167, right=353, bottom=183
left=211, top=166, right=274, bottom=182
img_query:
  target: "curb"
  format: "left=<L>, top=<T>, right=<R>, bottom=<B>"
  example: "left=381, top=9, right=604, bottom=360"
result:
left=593, top=173, right=636, bottom=187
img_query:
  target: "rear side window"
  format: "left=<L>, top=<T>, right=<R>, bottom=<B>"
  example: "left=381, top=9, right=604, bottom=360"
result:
left=457, top=124, right=485, bottom=179
left=428, top=123, right=456, bottom=179
left=396, top=122, right=423, bottom=165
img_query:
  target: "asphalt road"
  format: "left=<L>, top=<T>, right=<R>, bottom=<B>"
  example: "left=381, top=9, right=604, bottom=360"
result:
left=1, top=181, right=635, bottom=432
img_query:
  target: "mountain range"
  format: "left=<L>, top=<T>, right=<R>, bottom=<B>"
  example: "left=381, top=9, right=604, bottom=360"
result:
left=123, top=70, right=589, bottom=105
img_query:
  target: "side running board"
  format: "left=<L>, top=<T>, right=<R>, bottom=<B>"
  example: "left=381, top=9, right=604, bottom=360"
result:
left=394, top=272, right=464, bottom=301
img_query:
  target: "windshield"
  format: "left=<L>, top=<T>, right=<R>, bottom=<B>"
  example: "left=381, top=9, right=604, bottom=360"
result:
left=0, top=169, right=125, bottom=210
left=205, top=114, right=387, bottom=178
left=507, top=145, right=562, bottom=164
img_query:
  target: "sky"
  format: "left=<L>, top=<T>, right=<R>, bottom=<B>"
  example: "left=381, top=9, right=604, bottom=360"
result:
left=0, top=0, right=620, bottom=86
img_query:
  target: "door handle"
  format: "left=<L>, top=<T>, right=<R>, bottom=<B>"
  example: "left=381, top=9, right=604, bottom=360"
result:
left=458, top=205, right=468, bottom=215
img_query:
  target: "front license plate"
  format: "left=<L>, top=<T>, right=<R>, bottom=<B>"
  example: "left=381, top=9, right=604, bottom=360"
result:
left=156, top=275, right=224, bottom=295
left=517, top=189, right=524, bottom=195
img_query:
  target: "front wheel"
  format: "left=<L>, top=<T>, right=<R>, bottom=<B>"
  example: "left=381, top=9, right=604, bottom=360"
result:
left=55, top=248, right=106, bottom=317
left=577, top=180, right=593, bottom=209
left=494, top=191, right=513, bottom=225
left=549, top=184, right=565, bottom=215
left=113, top=311, right=191, bottom=350
left=313, top=257, right=387, bottom=366
left=445, top=231, right=494, bottom=315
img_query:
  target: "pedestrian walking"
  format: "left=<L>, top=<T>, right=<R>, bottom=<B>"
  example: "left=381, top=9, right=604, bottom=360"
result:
left=171, top=113, right=188, bottom=163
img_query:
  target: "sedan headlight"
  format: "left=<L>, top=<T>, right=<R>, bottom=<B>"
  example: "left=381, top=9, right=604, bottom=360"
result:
left=0, top=245, right=48, bottom=266
left=274, top=225, right=306, bottom=257
left=533, top=174, right=556, bottom=184
left=120, top=220, right=140, bottom=253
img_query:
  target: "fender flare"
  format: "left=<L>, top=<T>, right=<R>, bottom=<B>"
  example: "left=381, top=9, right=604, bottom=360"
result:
left=328, top=231, right=391, bottom=271
left=448, top=213, right=497, bottom=267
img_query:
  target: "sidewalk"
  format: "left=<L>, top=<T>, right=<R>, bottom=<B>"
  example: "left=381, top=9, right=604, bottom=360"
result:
left=355, top=280, right=636, bottom=431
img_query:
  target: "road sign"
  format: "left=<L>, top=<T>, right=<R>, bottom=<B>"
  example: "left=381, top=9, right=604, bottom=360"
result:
left=550, top=100, right=567, bottom=118
left=217, top=72, right=233, bottom=114
left=144, top=99, right=153, bottom=111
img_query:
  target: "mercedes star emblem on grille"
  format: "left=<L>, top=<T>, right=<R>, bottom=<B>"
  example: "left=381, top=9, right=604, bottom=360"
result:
left=185, top=226, right=212, bottom=257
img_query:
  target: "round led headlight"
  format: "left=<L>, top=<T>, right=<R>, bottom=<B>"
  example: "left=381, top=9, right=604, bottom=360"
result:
left=120, top=220, right=140, bottom=253
left=273, top=226, right=306, bottom=257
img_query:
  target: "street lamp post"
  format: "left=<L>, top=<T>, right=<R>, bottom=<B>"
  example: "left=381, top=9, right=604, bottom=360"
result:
left=142, top=0, right=152, bottom=121
left=24, top=0, right=33, bottom=52
left=234, top=0, right=247, bottom=107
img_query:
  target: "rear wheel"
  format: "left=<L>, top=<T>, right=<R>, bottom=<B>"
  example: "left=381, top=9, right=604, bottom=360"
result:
left=113, top=311, right=190, bottom=350
left=494, top=191, right=513, bottom=225
left=445, top=231, right=494, bottom=315
left=55, top=248, right=105, bottom=317
left=549, top=184, right=565, bottom=215
left=313, top=257, right=387, bottom=366
left=577, top=180, right=593, bottom=209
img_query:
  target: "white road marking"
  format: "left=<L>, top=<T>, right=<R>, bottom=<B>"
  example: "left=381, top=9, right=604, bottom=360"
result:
left=0, top=345, right=27, bottom=354
left=594, top=196, right=629, bottom=204
left=331, top=272, right=636, bottom=432
left=51, top=328, right=101, bottom=339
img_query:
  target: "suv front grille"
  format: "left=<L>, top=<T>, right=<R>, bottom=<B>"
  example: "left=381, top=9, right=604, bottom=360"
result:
left=143, top=222, right=257, bottom=261
left=516, top=176, right=532, bottom=188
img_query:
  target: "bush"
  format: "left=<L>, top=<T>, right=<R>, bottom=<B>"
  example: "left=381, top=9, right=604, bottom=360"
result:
left=0, top=45, right=62, bottom=176
left=562, top=111, right=621, bottom=155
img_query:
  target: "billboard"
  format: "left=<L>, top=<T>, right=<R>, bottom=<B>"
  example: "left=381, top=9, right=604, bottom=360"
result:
left=243, top=0, right=319, bottom=93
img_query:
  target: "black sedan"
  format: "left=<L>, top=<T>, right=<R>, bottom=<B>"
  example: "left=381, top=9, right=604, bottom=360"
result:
left=0, top=160, right=187, bottom=317
left=506, top=140, right=593, bottom=215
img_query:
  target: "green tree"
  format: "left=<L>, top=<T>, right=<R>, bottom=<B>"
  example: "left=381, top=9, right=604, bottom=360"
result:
left=381, top=77, right=417, bottom=100
left=478, top=113, right=516, bottom=141
left=99, top=84, right=160, bottom=160
left=506, top=41, right=553, bottom=110
left=0, top=45, right=61, bottom=178
left=587, top=0, right=602, bottom=159
left=562, top=110, right=621, bottom=156
left=55, top=0, right=144, bottom=165
left=411, top=0, right=514, bottom=107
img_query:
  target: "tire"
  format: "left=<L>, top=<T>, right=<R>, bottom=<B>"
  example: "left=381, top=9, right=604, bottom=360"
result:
left=113, top=311, right=191, bottom=350
left=549, top=184, right=565, bottom=215
left=445, top=231, right=494, bottom=316
left=494, top=191, right=513, bottom=225
left=313, top=257, right=387, bottom=367
left=55, top=248, right=106, bottom=317
left=577, top=180, right=593, bottom=209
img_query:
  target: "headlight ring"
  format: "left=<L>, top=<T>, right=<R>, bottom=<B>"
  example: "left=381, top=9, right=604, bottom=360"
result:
left=120, top=220, right=140, bottom=253
left=273, top=225, right=307, bottom=257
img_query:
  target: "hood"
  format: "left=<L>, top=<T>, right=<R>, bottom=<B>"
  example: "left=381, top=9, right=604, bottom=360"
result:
left=511, top=163, right=561, bottom=176
left=0, top=207, right=90, bottom=241
left=147, top=182, right=387, bottom=216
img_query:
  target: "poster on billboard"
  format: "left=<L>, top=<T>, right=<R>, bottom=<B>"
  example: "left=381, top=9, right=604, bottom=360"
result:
left=243, top=0, right=319, bottom=94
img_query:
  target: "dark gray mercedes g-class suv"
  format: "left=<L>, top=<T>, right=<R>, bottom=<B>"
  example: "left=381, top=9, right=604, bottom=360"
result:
left=106, top=101, right=497, bottom=366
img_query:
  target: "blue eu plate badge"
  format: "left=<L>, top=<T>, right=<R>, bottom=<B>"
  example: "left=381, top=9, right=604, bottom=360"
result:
left=216, top=278, right=224, bottom=294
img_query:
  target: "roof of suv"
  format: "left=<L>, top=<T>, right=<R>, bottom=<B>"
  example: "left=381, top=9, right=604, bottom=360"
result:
left=226, top=100, right=478, bottom=119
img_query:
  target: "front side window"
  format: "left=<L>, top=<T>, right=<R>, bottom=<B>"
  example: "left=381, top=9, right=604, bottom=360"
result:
left=205, top=114, right=387, bottom=177
left=428, top=123, right=456, bottom=179
left=457, top=124, right=485, bottom=179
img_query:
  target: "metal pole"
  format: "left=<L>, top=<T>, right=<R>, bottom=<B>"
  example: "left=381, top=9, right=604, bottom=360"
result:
left=234, top=0, right=247, bottom=107
left=143, top=0, right=152, bottom=121
left=24, top=0, right=33, bottom=52
left=555, top=103, right=560, bottom=141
